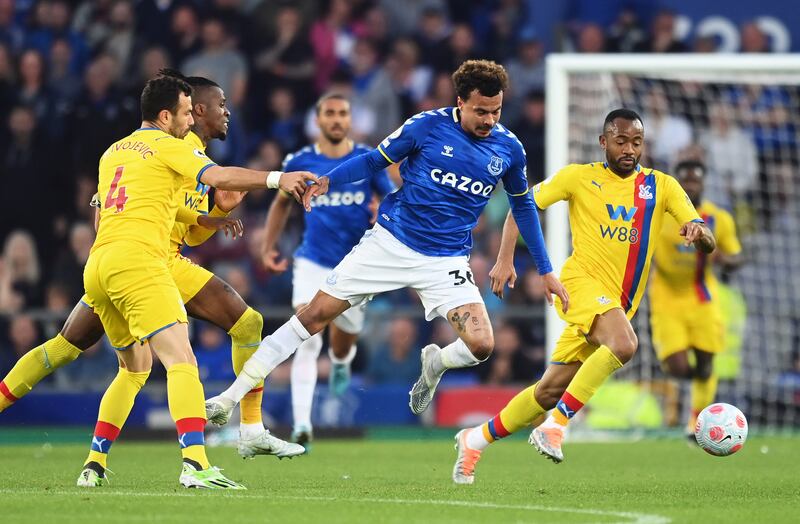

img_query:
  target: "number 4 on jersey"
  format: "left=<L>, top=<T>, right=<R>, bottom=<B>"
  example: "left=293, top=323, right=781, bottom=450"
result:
left=104, top=166, right=128, bottom=212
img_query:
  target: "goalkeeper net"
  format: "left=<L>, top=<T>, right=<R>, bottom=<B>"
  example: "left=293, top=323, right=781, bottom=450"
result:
left=546, top=55, right=800, bottom=430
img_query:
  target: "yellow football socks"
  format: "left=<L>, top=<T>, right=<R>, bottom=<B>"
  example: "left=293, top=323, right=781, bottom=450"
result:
left=553, top=345, right=622, bottom=426
left=85, top=367, right=150, bottom=468
left=0, top=334, right=82, bottom=411
left=167, top=363, right=210, bottom=469
left=229, top=307, right=265, bottom=426
left=691, top=373, right=719, bottom=426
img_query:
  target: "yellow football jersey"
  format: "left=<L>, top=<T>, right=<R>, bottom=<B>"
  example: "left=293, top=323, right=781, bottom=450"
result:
left=93, top=127, right=216, bottom=258
left=169, top=131, right=211, bottom=254
left=652, top=199, right=741, bottom=302
left=533, top=162, right=701, bottom=316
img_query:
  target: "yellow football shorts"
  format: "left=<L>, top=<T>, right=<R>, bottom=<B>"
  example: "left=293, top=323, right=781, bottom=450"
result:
left=83, top=243, right=187, bottom=349
left=550, top=276, right=622, bottom=364
left=650, top=297, right=724, bottom=360
left=167, top=254, right=214, bottom=304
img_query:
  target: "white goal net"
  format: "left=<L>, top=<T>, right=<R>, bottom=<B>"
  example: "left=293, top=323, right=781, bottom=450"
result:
left=546, top=55, right=800, bottom=430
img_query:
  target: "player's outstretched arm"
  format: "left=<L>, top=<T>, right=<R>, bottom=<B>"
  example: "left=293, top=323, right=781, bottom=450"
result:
left=260, top=192, right=293, bottom=273
left=303, top=149, right=391, bottom=210
left=506, top=193, right=569, bottom=312
left=489, top=211, right=520, bottom=299
left=680, top=221, right=716, bottom=254
left=200, top=166, right=318, bottom=206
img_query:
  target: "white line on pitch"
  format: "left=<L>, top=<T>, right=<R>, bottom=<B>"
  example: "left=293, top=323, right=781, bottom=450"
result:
left=0, top=488, right=670, bottom=524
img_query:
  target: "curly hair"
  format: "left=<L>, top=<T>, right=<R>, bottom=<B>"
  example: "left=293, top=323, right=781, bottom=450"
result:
left=451, top=60, right=509, bottom=100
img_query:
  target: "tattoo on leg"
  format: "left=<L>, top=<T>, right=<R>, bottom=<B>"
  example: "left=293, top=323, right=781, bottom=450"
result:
left=450, top=311, right=471, bottom=333
left=222, top=282, right=237, bottom=296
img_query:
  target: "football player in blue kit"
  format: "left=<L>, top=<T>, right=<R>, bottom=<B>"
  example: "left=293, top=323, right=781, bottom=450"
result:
left=260, top=93, right=394, bottom=447
left=207, top=59, right=569, bottom=424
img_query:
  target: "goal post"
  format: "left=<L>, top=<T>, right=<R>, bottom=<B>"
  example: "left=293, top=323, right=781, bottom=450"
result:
left=544, top=54, right=800, bottom=429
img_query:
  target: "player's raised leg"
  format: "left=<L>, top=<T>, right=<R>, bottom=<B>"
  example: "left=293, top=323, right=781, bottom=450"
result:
left=452, top=363, right=579, bottom=483
left=186, top=273, right=304, bottom=459
left=206, top=291, right=350, bottom=426
left=531, top=309, right=634, bottom=462
left=410, top=303, right=493, bottom=415
left=0, top=300, right=102, bottom=412
left=78, top=343, right=151, bottom=487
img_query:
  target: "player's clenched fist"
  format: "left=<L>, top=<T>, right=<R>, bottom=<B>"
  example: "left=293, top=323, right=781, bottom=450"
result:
left=279, top=171, right=319, bottom=205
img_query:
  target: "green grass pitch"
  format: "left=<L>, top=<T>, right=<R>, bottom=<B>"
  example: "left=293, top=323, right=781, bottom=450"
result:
left=0, top=434, right=797, bottom=523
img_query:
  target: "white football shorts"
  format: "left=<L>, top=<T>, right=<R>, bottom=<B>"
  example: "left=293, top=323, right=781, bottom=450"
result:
left=293, top=256, right=365, bottom=334
left=320, top=224, right=484, bottom=321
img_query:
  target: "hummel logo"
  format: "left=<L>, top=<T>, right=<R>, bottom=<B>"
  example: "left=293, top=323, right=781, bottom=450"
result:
left=441, top=145, right=454, bottom=157
left=591, top=180, right=603, bottom=191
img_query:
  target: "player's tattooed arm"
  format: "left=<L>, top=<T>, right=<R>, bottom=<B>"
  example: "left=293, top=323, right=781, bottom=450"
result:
left=681, top=221, right=716, bottom=253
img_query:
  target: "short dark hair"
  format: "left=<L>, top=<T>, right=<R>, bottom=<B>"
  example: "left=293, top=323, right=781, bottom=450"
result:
left=603, top=108, right=644, bottom=133
left=315, top=92, right=349, bottom=114
left=452, top=60, right=509, bottom=101
left=140, top=75, right=192, bottom=121
left=674, top=159, right=706, bottom=177
left=157, top=68, right=219, bottom=89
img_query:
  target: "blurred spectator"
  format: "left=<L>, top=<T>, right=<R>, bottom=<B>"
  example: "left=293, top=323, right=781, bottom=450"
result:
left=250, top=87, right=304, bottom=154
left=643, top=87, right=693, bottom=170
left=417, top=71, right=455, bottom=111
left=182, top=18, right=248, bottom=108
left=57, top=337, right=117, bottom=388
left=7, top=314, right=40, bottom=360
left=386, top=37, right=432, bottom=117
left=362, top=5, right=391, bottom=55
left=167, top=4, right=202, bottom=66
left=366, top=317, right=421, bottom=384
left=741, top=22, right=769, bottom=53
left=309, top=0, right=366, bottom=93
left=478, top=322, right=542, bottom=384
left=15, top=49, right=51, bottom=122
left=415, top=6, right=450, bottom=71
left=0, top=43, right=14, bottom=115
left=514, top=91, right=545, bottom=184
left=576, top=23, right=606, bottom=53
left=0, top=0, right=23, bottom=53
left=71, top=0, right=113, bottom=50
left=701, top=103, right=759, bottom=210
left=51, top=222, right=94, bottom=303
left=381, top=0, right=446, bottom=38
left=440, top=23, right=479, bottom=73
left=350, top=38, right=400, bottom=144
left=606, top=8, right=646, bottom=53
left=505, top=36, right=544, bottom=122
left=26, top=0, right=88, bottom=74
left=506, top=268, right=546, bottom=353
left=0, top=106, right=54, bottom=249
left=634, top=10, right=687, bottom=53
left=67, top=54, right=137, bottom=174
left=693, top=36, right=718, bottom=53
left=252, top=5, right=314, bottom=105
left=195, top=324, right=235, bottom=382
left=49, top=37, right=81, bottom=105
left=135, top=46, right=171, bottom=91
left=0, top=230, right=43, bottom=313
left=99, top=0, right=145, bottom=86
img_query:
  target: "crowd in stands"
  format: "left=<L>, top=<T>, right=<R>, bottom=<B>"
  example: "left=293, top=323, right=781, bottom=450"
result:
left=0, top=0, right=795, bottom=390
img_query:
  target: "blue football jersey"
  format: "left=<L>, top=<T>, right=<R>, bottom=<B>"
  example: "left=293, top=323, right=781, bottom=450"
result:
left=284, top=143, right=395, bottom=268
left=375, top=107, right=529, bottom=257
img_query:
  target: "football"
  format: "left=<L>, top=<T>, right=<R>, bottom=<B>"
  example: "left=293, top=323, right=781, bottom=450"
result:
left=694, top=403, right=748, bottom=456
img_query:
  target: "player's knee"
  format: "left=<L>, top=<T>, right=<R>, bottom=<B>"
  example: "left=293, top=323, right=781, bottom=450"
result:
left=466, top=336, right=494, bottom=361
left=610, top=333, right=638, bottom=364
